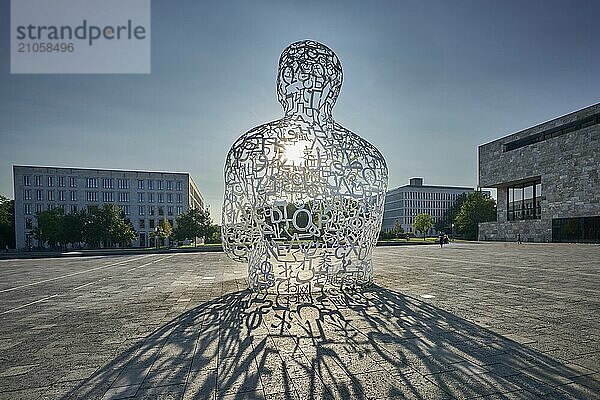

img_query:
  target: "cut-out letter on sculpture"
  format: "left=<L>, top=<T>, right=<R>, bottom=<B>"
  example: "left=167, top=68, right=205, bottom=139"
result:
left=222, top=40, right=388, bottom=293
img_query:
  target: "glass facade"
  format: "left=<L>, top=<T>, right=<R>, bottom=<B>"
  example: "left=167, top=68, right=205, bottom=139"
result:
left=552, top=216, right=600, bottom=243
left=507, top=180, right=541, bottom=221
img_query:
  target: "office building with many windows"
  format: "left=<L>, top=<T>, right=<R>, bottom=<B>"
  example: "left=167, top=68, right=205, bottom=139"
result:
left=383, top=178, right=475, bottom=234
left=478, top=103, right=600, bottom=242
left=13, top=165, right=204, bottom=249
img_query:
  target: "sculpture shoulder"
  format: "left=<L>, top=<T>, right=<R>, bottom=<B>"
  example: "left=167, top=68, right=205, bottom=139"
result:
left=333, top=123, right=388, bottom=173
left=226, top=119, right=284, bottom=160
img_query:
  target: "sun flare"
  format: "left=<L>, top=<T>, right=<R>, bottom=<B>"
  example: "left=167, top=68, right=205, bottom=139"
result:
left=284, top=140, right=310, bottom=166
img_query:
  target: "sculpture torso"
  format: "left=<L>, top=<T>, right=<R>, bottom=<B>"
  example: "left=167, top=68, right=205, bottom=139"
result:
left=222, top=40, right=388, bottom=292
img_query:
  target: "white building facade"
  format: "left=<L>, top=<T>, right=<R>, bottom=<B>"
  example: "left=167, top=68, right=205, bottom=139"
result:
left=383, top=178, right=475, bottom=234
left=13, top=165, right=204, bottom=249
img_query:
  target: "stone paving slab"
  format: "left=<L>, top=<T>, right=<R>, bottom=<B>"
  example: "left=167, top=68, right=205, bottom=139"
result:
left=0, top=243, right=598, bottom=399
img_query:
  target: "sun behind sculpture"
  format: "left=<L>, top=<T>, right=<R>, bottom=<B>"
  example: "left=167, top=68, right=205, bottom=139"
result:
left=222, top=40, right=388, bottom=293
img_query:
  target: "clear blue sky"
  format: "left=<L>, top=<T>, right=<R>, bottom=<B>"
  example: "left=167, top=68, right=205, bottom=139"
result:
left=1, top=0, right=598, bottom=221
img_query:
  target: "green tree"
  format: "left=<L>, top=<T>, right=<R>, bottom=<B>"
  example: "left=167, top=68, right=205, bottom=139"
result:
left=82, top=204, right=136, bottom=248
left=205, top=224, right=222, bottom=244
left=434, top=193, right=467, bottom=233
left=82, top=207, right=106, bottom=248
left=393, top=220, right=404, bottom=238
left=112, top=217, right=137, bottom=247
left=33, top=207, right=65, bottom=249
left=0, top=195, right=15, bottom=249
left=413, top=213, right=433, bottom=240
left=172, top=207, right=212, bottom=246
left=454, top=191, right=497, bottom=240
left=156, top=218, right=173, bottom=247
left=61, top=211, right=84, bottom=247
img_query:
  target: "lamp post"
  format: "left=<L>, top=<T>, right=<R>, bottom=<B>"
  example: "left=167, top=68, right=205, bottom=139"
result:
left=451, top=223, right=455, bottom=242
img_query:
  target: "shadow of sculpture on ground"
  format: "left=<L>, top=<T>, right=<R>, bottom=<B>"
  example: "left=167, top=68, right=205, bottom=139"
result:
left=61, top=285, right=599, bottom=399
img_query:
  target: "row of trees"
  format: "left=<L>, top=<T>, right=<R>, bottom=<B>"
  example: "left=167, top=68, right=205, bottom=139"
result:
left=31, top=204, right=220, bottom=250
left=155, top=207, right=221, bottom=247
left=382, top=191, right=497, bottom=241
left=0, top=195, right=15, bottom=249
left=32, top=204, right=137, bottom=249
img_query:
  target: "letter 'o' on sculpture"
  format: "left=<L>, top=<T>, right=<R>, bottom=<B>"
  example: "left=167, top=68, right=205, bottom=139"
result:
left=222, top=40, right=388, bottom=293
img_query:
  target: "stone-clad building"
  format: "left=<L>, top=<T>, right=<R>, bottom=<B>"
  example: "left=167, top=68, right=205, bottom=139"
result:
left=478, top=103, right=600, bottom=243
left=13, top=165, right=204, bottom=249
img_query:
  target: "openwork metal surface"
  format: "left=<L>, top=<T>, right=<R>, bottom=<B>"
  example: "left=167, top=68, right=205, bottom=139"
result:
left=222, top=40, right=388, bottom=292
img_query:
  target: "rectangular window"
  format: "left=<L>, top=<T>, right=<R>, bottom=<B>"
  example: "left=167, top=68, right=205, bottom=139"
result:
left=47, top=176, right=54, bottom=187
left=103, top=192, right=114, bottom=202
left=35, top=176, right=42, bottom=186
left=121, top=205, right=130, bottom=215
left=118, top=192, right=129, bottom=202
left=36, top=204, right=43, bottom=213
left=70, top=191, right=77, bottom=201
left=158, top=207, right=164, bottom=216
left=87, top=178, right=98, bottom=188
left=59, top=191, right=66, bottom=201
left=535, top=183, right=542, bottom=217
left=118, top=179, right=129, bottom=189
left=139, top=205, right=145, bottom=215
left=149, top=206, right=155, bottom=216
left=23, top=175, right=31, bottom=186
left=24, top=204, right=31, bottom=215
left=24, top=189, right=31, bottom=200
left=139, top=219, right=145, bottom=228
left=86, top=191, right=98, bottom=202
left=57, top=176, right=65, bottom=187
left=158, top=193, right=164, bottom=203
left=25, top=218, right=33, bottom=229
left=70, top=204, right=78, bottom=214
left=157, top=180, right=164, bottom=190
left=69, top=177, right=77, bottom=187
left=147, top=179, right=154, bottom=190
left=149, top=219, right=155, bottom=229
left=148, top=193, right=154, bottom=203
left=177, top=206, right=182, bottom=215
left=137, top=179, right=144, bottom=190
left=176, top=181, right=182, bottom=191
left=552, top=216, right=600, bottom=243
left=138, top=192, right=145, bottom=202
left=177, top=194, right=182, bottom=203
left=167, top=206, right=173, bottom=216
left=166, top=180, right=173, bottom=190
left=102, top=178, right=113, bottom=189
left=36, top=190, right=43, bottom=201
left=167, top=193, right=173, bottom=203
left=507, top=179, right=541, bottom=221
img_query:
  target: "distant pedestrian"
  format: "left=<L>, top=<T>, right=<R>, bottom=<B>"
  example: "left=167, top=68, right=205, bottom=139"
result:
left=439, top=232, right=445, bottom=248
left=517, top=234, right=521, bottom=244
left=4, top=245, right=8, bottom=253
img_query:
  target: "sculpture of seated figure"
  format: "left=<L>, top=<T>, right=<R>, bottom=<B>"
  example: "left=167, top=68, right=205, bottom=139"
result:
left=222, top=40, right=388, bottom=293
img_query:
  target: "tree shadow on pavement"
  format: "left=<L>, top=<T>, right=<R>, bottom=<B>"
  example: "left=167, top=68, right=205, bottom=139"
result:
left=61, top=285, right=599, bottom=399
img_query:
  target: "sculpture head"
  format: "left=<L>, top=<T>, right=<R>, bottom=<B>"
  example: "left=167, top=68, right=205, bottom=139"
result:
left=276, top=40, right=343, bottom=122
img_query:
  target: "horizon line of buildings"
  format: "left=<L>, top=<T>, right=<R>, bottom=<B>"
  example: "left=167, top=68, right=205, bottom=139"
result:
left=7, top=102, right=600, bottom=248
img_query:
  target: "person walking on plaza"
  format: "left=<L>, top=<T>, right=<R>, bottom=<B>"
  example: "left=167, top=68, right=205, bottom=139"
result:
left=439, top=232, right=445, bottom=248
left=517, top=234, right=521, bottom=244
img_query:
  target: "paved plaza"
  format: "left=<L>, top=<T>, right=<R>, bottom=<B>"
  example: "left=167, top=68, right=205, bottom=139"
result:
left=0, top=243, right=598, bottom=399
